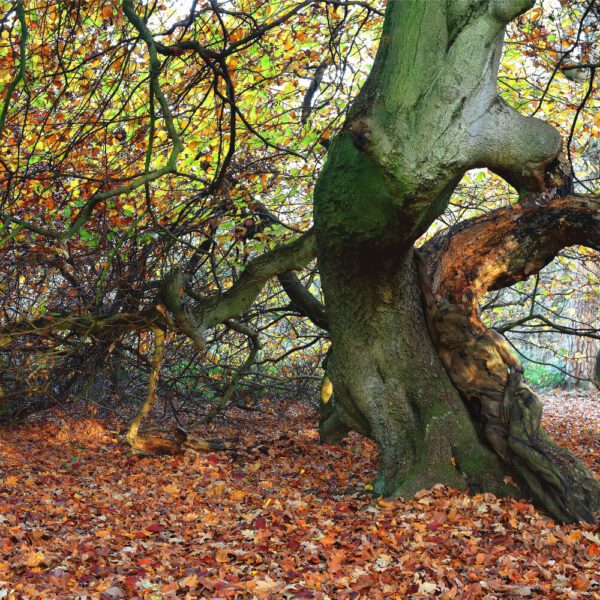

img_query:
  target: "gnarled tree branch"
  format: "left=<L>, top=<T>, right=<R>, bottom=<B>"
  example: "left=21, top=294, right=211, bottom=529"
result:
left=423, top=194, right=600, bottom=317
left=198, top=230, right=317, bottom=328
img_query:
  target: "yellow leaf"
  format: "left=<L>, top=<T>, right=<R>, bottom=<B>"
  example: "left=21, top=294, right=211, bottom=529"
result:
left=320, top=376, right=333, bottom=404
left=320, top=535, right=336, bottom=547
left=206, top=481, right=227, bottom=497
left=95, top=529, right=111, bottom=538
left=545, top=532, right=559, bottom=545
left=163, top=483, right=180, bottom=495
left=229, top=489, right=246, bottom=501
left=215, top=548, right=230, bottom=562
left=565, top=530, right=582, bottom=544
left=23, top=551, right=45, bottom=567
left=181, top=573, right=199, bottom=588
left=529, top=7, right=542, bottom=20
left=251, top=576, right=281, bottom=594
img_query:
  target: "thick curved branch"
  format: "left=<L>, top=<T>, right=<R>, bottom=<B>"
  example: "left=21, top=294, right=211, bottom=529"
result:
left=470, top=100, right=562, bottom=192
left=423, top=194, right=600, bottom=314
left=277, top=272, right=329, bottom=331
left=198, top=230, right=317, bottom=328
left=159, top=269, right=206, bottom=351
left=0, top=0, right=27, bottom=137
left=418, top=194, right=600, bottom=522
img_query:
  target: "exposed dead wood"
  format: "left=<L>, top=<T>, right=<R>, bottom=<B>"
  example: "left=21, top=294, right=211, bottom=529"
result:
left=128, top=428, right=231, bottom=456
left=415, top=196, right=600, bottom=523
left=422, top=194, right=600, bottom=318
left=128, top=433, right=183, bottom=456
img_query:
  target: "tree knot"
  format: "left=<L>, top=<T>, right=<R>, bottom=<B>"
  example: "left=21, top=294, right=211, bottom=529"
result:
left=348, top=119, right=373, bottom=153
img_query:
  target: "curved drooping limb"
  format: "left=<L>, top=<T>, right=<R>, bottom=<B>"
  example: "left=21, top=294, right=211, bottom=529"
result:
left=417, top=196, right=600, bottom=523
left=125, top=326, right=181, bottom=455
left=416, top=257, right=595, bottom=522
left=159, top=268, right=206, bottom=352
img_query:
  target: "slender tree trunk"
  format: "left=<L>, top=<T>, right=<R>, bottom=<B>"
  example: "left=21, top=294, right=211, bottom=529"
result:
left=127, top=327, right=166, bottom=446
left=567, top=261, right=599, bottom=389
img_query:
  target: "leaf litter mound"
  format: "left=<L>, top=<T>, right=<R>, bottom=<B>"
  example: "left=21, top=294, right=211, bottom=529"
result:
left=1, top=390, right=599, bottom=599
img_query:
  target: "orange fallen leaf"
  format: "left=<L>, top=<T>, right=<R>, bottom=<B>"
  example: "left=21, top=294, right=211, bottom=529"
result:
left=23, top=550, right=45, bottom=567
left=319, top=535, right=336, bottom=546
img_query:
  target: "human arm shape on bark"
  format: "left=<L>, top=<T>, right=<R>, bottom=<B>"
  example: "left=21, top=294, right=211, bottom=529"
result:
left=487, top=328, right=523, bottom=373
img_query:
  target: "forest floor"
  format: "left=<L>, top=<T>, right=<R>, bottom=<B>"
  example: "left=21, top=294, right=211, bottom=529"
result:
left=0, top=390, right=599, bottom=599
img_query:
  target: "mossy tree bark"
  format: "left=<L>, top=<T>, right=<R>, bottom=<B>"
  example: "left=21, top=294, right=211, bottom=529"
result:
left=317, top=247, right=519, bottom=499
left=314, top=0, right=599, bottom=522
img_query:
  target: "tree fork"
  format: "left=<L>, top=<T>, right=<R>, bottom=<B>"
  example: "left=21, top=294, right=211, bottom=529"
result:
left=313, top=0, right=598, bottom=522
left=315, top=0, right=561, bottom=251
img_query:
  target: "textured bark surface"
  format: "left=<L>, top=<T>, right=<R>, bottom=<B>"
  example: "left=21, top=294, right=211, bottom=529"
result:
left=314, top=0, right=561, bottom=253
left=318, top=247, right=517, bottom=499
left=566, top=260, right=600, bottom=389
left=313, top=0, right=598, bottom=523
left=423, top=195, right=600, bottom=315
left=317, top=197, right=600, bottom=521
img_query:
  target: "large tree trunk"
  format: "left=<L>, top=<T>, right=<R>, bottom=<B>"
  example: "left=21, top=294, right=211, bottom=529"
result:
left=317, top=196, right=600, bottom=522
left=318, top=246, right=517, bottom=499
left=313, top=0, right=599, bottom=523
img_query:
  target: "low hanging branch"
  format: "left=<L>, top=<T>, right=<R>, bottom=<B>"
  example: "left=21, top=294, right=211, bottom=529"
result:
left=0, top=231, right=317, bottom=346
left=198, top=321, right=261, bottom=425
left=198, top=230, right=317, bottom=327
left=123, top=326, right=235, bottom=456
left=0, top=230, right=317, bottom=433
